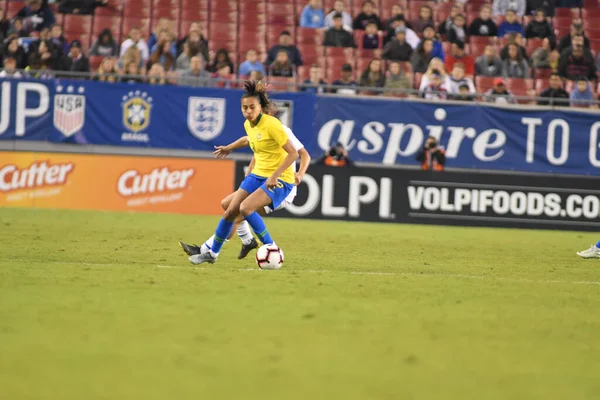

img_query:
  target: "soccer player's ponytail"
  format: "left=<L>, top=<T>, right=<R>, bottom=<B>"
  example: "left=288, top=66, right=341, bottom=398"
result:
left=243, top=80, right=270, bottom=111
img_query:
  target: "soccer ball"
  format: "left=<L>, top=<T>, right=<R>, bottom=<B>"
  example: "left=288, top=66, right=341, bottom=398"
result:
left=256, top=244, right=284, bottom=270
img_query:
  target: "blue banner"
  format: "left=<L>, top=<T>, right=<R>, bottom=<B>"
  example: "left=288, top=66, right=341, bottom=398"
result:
left=314, top=96, right=600, bottom=176
left=1, top=77, right=599, bottom=176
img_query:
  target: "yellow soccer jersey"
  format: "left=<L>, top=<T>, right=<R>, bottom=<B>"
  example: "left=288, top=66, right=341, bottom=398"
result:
left=244, top=114, right=295, bottom=184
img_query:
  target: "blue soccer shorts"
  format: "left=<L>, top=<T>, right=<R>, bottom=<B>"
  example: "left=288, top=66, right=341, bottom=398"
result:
left=239, top=173, right=294, bottom=211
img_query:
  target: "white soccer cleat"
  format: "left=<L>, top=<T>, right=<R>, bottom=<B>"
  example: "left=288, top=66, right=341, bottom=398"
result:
left=576, top=245, right=600, bottom=259
left=189, top=252, right=217, bottom=265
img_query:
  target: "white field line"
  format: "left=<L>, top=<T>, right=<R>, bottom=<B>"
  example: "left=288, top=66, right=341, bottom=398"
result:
left=45, top=261, right=600, bottom=286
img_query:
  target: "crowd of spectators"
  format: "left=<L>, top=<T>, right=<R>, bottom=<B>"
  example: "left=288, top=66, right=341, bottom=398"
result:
left=0, top=0, right=598, bottom=107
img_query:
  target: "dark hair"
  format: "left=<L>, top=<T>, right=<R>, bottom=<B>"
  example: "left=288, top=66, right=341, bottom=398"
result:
left=454, top=40, right=465, bottom=50
left=550, top=71, right=561, bottom=78
left=242, top=80, right=270, bottom=110
left=333, top=12, right=343, bottom=19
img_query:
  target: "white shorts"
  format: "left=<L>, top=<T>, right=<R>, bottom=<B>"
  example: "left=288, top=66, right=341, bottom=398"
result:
left=264, top=194, right=295, bottom=214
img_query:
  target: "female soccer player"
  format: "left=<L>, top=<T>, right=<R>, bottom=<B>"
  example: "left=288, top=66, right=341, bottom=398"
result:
left=180, top=101, right=311, bottom=260
left=184, top=81, right=298, bottom=265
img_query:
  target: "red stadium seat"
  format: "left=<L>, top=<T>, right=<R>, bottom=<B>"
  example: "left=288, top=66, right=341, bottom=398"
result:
left=535, top=78, right=551, bottom=95
left=94, top=0, right=121, bottom=17
left=89, top=55, right=104, bottom=71
left=6, top=1, right=26, bottom=19
left=121, top=18, right=151, bottom=39
left=152, top=6, right=178, bottom=20
left=469, top=42, right=490, bottom=57
left=63, top=15, right=92, bottom=35
left=266, top=76, right=297, bottom=92
left=123, top=2, right=151, bottom=18
left=470, top=36, right=497, bottom=46
left=180, top=0, right=210, bottom=9
left=476, top=76, right=496, bottom=93
left=240, top=1, right=266, bottom=13
left=296, top=27, right=321, bottom=45
left=435, top=2, right=456, bottom=24
left=533, top=68, right=553, bottom=79
left=526, top=38, right=543, bottom=57
left=180, top=8, right=209, bottom=22
left=296, top=65, right=309, bottom=82
left=414, top=72, right=423, bottom=89
left=554, top=8, right=578, bottom=18
left=297, top=44, right=324, bottom=65
left=553, top=16, right=575, bottom=28
left=211, top=11, right=239, bottom=23
left=92, top=16, right=121, bottom=37
left=506, top=78, right=534, bottom=102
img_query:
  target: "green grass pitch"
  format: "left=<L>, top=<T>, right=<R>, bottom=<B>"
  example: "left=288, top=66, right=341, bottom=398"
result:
left=1, top=208, right=600, bottom=400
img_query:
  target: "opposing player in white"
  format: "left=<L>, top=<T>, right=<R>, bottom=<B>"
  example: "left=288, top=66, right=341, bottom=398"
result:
left=577, top=241, right=600, bottom=258
left=179, top=101, right=310, bottom=259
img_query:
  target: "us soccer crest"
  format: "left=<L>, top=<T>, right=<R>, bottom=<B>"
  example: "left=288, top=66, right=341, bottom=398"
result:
left=122, top=91, right=152, bottom=132
left=53, top=85, right=85, bottom=137
left=187, top=97, right=225, bottom=141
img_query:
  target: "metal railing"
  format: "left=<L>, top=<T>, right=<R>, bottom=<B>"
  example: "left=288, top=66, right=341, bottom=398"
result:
left=4, top=68, right=600, bottom=110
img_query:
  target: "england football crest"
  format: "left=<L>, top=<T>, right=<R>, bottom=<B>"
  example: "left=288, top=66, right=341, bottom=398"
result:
left=53, top=85, right=85, bottom=137
left=122, top=91, right=152, bottom=132
left=188, top=97, right=226, bottom=141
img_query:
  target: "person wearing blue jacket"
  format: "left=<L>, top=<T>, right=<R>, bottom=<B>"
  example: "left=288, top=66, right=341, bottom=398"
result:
left=497, top=9, right=524, bottom=37
left=300, top=0, right=325, bottom=29
left=422, top=25, right=445, bottom=61
left=15, top=0, right=55, bottom=34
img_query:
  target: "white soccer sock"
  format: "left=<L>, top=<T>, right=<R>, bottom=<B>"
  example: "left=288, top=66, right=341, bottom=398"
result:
left=201, top=235, right=215, bottom=254
left=237, top=221, right=254, bottom=245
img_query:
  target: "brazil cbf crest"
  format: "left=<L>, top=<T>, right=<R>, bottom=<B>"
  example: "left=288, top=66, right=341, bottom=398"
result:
left=122, top=91, right=152, bottom=132
left=53, top=85, right=85, bottom=137
left=188, top=97, right=225, bottom=141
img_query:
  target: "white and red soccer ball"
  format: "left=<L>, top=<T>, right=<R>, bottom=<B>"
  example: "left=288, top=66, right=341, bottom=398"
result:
left=256, top=244, right=284, bottom=270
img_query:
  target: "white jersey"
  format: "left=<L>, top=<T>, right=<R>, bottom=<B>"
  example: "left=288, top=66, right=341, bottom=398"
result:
left=282, top=125, right=304, bottom=202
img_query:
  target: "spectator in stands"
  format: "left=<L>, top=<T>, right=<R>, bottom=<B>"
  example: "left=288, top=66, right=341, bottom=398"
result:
left=212, top=65, right=234, bottom=88
left=249, top=70, right=264, bottom=81
left=0, top=7, right=10, bottom=41
left=362, top=21, right=380, bottom=49
left=90, top=28, right=118, bottom=57
left=0, top=57, right=22, bottom=78
left=537, top=72, right=569, bottom=106
left=385, top=4, right=409, bottom=31
left=384, top=17, right=419, bottom=49
left=58, top=0, right=108, bottom=15
left=421, top=72, right=448, bottom=100
left=148, top=18, right=172, bottom=52
left=3, top=38, right=27, bottom=69
left=94, top=57, right=118, bottom=82
left=476, top=45, right=503, bottom=76
left=525, top=9, right=553, bottom=39
left=445, top=41, right=475, bottom=77
left=28, top=39, right=59, bottom=70
left=421, top=26, right=445, bottom=61
left=324, top=0, right=352, bottom=31
left=411, top=5, right=435, bottom=35
left=526, top=0, right=554, bottom=18
left=497, top=9, right=524, bottom=37
left=8, top=17, right=28, bottom=37
left=558, top=34, right=597, bottom=82
left=176, top=22, right=208, bottom=61
left=323, top=13, right=355, bottom=48
left=269, top=50, right=295, bottom=77
left=531, top=36, right=559, bottom=69
left=447, top=14, right=468, bottom=44
left=180, top=55, right=210, bottom=87
left=417, top=136, right=446, bottom=171
left=175, top=42, right=194, bottom=71
left=353, top=0, right=383, bottom=31
left=184, top=30, right=209, bottom=66
left=484, top=77, right=516, bottom=103
left=557, top=22, right=589, bottom=54
left=118, top=46, right=144, bottom=73
left=122, top=61, right=144, bottom=84
left=15, top=0, right=55, bottom=33
left=148, top=63, right=167, bottom=85
left=500, top=32, right=528, bottom=60
left=597, top=54, right=600, bottom=77
left=300, top=64, right=327, bottom=93
left=411, top=39, right=434, bottom=73
left=28, top=26, right=52, bottom=55
left=439, top=5, right=462, bottom=37
left=50, top=24, right=68, bottom=55
left=150, top=29, right=177, bottom=57
left=502, top=43, right=530, bottom=78
left=266, top=31, right=303, bottom=66
left=420, top=58, right=450, bottom=91
left=209, top=48, right=234, bottom=74
left=65, top=40, right=89, bottom=74
left=150, top=40, right=175, bottom=71
left=469, top=5, right=498, bottom=37
left=331, top=63, right=358, bottom=95
left=359, top=58, right=385, bottom=88
left=455, top=84, right=475, bottom=101
left=238, top=49, right=265, bottom=77
left=300, top=0, right=325, bottom=29
left=120, top=27, right=149, bottom=63
left=570, top=77, right=596, bottom=108
left=382, top=28, right=413, bottom=62
left=384, top=61, right=411, bottom=93
left=448, top=63, right=475, bottom=96
left=492, top=0, right=525, bottom=17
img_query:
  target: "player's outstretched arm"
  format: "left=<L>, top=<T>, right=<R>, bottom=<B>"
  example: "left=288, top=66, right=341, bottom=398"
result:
left=266, top=140, right=298, bottom=189
left=213, top=137, right=250, bottom=159
left=295, top=148, right=311, bottom=185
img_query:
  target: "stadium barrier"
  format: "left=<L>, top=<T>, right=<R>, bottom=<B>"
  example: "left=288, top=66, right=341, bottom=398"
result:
left=0, top=151, right=234, bottom=215
left=1, top=77, right=599, bottom=176
left=234, top=162, right=600, bottom=232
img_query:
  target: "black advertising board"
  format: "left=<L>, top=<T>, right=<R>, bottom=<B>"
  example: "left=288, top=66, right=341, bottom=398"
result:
left=234, top=162, right=600, bottom=231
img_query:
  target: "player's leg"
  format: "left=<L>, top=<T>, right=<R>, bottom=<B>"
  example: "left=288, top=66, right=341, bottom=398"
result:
left=577, top=240, right=600, bottom=258
left=188, top=188, right=249, bottom=264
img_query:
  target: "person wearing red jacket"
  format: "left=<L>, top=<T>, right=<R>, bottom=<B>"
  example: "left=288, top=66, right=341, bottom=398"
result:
left=444, top=40, right=475, bottom=78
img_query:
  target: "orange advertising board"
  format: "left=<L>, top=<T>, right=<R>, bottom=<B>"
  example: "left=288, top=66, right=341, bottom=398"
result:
left=0, top=151, right=234, bottom=215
